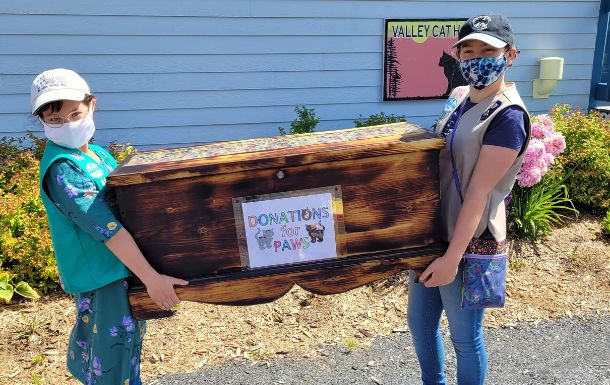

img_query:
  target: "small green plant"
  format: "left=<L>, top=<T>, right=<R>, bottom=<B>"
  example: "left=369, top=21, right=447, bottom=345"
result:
left=278, top=105, right=320, bottom=135
left=247, top=350, right=274, bottom=361
left=354, top=112, right=406, bottom=127
left=31, top=354, right=46, bottom=366
left=346, top=339, right=358, bottom=351
left=15, top=314, right=50, bottom=343
left=567, top=245, right=582, bottom=264
left=508, top=257, right=527, bottom=271
left=31, top=373, right=42, bottom=385
left=0, top=265, right=40, bottom=303
left=602, top=209, right=610, bottom=236
left=508, top=177, right=578, bottom=239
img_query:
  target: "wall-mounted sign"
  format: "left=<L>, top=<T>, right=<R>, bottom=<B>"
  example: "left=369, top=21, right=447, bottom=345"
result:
left=383, top=18, right=467, bottom=101
left=233, top=186, right=346, bottom=269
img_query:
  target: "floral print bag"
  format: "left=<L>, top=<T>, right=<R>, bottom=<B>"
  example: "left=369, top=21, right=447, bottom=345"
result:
left=461, top=250, right=507, bottom=310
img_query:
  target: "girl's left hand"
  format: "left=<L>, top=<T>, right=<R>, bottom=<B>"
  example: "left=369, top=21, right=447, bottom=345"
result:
left=418, top=255, right=460, bottom=287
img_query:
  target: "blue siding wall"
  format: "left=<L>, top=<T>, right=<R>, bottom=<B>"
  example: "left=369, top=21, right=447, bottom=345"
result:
left=0, top=0, right=601, bottom=149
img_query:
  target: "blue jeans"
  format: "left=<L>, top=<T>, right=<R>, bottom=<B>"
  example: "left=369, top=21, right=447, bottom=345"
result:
left=407, top=265, right=487, bottom=385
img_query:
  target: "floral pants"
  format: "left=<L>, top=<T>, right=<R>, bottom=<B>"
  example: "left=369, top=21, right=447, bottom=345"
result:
left=67, top=278, right=146, bottom=385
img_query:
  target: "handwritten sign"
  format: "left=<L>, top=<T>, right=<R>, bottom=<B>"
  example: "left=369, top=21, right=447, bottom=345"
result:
left=233, top=187, right=345, bottom=269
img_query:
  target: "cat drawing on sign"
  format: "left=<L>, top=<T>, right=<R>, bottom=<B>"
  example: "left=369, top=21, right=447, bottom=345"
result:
left=438, top=51, right=468, bottom=97
left=255, top=228, right=274, bottom=250
left=306, top=221, right=326, bottom=243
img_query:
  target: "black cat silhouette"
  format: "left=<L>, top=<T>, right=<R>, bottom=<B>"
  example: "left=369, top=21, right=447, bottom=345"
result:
left=438, top=51, right=468, bottom=97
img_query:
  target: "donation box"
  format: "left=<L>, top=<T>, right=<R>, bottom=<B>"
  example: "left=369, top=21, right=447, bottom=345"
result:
left=107, top=123, right=447, bottom=320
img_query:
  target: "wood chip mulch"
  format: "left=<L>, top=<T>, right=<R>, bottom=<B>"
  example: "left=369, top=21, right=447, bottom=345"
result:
left=1, top=214, right=608, bottom=385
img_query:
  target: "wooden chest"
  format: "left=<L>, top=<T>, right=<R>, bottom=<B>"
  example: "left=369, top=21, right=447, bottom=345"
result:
left=107, top=123, right=447, bottom=319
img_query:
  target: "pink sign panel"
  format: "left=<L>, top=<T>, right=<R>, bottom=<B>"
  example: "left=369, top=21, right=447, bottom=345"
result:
left=384, top=19, right=467, bottom=100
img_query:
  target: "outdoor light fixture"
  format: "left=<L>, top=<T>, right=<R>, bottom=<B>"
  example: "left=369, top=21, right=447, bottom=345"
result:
left=532, top=57, right=564, bottom=99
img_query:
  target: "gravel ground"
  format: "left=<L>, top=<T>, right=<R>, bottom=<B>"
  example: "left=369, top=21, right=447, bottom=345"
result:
left=149, top=316, right=610, bottom=385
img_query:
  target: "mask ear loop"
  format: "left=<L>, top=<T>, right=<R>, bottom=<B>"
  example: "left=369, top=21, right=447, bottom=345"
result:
left=80, top=100, right=95, bottom=123
left=505, top=47, right=518, bottom=67
left=83, top=100, right=94, bottom=117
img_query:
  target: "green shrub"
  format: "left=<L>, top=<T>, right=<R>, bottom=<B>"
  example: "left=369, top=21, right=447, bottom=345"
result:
left=0, top=135, right=137, bottom=299
left=354, top=112, right=406, bottom=127
left=278, top=105, right=320, bottom=135
left=108, top=141, right=137, bottom=163
left=0, top=137, right=58, bottom=295
left=550, top=105, right=610, bottom=211
left=26, top=132, right=48, bottom=161
left=508, top=176, right=577, bottom=239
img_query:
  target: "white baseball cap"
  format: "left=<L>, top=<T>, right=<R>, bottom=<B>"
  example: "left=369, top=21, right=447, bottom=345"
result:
left=31, top=68, right=91, bottom=114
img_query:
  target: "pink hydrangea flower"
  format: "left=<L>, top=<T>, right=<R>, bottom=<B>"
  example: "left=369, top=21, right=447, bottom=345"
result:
left=522, top=139, right=545, bottom=165
left=537, top=157, right=549, bottom=175
left=516, top=167, right=542, bottom=187
left=543, top=152, right=556, bottom=167
left=544, top=131, right=566, bottom=157
left=515, top=114, right=566, bottom=188
left=531, top=122, right=545, bottom=139
left=536, top=114, right=554, bottom=130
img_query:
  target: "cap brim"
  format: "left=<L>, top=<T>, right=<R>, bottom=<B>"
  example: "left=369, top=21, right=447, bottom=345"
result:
left=31, top=89, right=86, bottom=114
left=452, top=33, right=508, bottom=49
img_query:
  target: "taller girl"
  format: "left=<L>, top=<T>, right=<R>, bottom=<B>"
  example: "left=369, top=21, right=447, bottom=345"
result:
left=407, top=14, right=531, bottom=385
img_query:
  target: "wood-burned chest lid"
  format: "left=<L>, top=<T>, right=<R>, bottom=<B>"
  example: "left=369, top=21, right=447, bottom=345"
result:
left=107, top=123, right=445, bottom=279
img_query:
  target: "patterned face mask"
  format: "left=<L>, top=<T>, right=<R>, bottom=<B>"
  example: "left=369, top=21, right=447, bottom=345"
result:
left=459, top=55, right=507, bottom=90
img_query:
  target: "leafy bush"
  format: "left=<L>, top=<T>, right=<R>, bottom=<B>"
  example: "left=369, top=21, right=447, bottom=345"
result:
left=278, top=106, right=320, bottom=135
left=108, top=141, right=137, bottom=163
left=0, top=135, right=137, bottom=300
left=26, top=132, right=48, bottom=161
left=0, top=137, right=58, bottom=295
left=550, top=105, right=610, bottom=212
left=354, top=112, right=406, bottom=127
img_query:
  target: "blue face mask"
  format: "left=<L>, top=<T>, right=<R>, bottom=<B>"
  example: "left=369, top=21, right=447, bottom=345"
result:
left=459, top=55, right=507, bottom=90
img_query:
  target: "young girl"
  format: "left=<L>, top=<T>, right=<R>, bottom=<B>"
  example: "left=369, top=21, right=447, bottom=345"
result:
left=407, top=14, right=530, bottom=385
left=32, top=68, right=188, bottom=385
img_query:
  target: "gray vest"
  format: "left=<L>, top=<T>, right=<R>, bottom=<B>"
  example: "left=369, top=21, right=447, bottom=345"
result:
left=434, top=84, right=530, bottom=242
